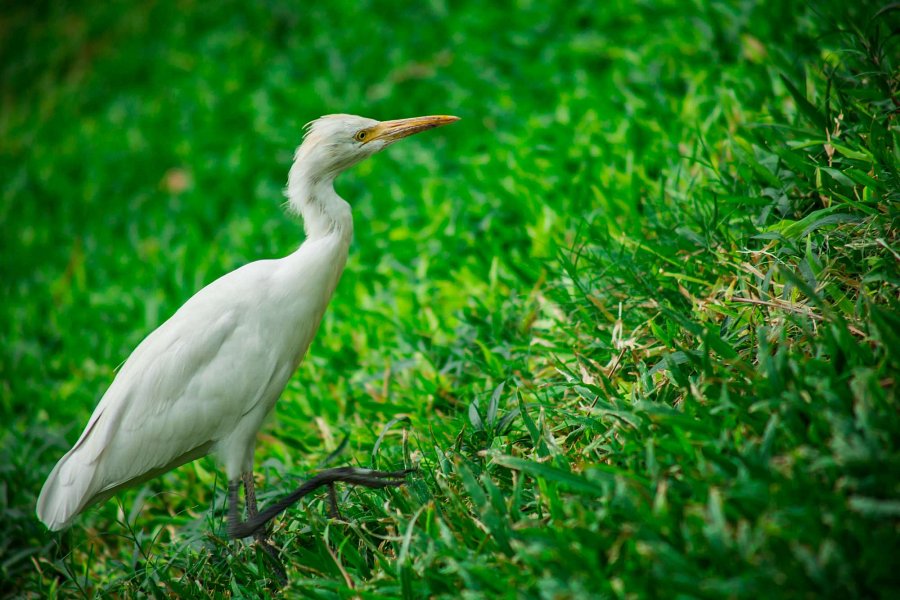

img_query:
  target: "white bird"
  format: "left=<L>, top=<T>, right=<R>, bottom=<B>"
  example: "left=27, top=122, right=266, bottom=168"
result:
left=36, top=114, right=459, bottom=546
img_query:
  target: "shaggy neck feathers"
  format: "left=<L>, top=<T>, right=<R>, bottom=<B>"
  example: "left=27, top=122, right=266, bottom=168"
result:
left=285, top=145, right=353, bottom=242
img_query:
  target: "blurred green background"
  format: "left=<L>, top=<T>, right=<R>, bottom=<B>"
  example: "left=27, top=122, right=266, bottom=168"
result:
left=2, top=0, right=898, bottom=597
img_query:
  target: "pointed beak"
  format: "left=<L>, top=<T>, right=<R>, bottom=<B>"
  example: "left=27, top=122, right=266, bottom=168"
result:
left=369, top=115, right=459, bottom=143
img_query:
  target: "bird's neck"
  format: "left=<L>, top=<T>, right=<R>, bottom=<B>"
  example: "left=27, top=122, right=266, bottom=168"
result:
left=286, top=163, right=353, bottom=243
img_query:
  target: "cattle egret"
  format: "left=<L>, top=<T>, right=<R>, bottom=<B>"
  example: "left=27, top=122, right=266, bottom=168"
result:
left=36, top=114, right=459, bottom=554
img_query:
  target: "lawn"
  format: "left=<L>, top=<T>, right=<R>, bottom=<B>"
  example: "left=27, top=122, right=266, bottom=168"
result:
left=1, top=0, right=898, bottom=597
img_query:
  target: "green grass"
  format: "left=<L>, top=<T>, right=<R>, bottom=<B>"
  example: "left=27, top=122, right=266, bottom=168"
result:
left=2, top=0, right=899, bottom=597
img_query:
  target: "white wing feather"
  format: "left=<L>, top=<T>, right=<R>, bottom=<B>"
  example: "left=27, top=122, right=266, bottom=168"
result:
left=36, top=259, right=297, bottom=530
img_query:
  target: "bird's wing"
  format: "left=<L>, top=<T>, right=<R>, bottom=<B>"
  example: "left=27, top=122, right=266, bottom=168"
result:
left=37, top=261, right=283, bottom=529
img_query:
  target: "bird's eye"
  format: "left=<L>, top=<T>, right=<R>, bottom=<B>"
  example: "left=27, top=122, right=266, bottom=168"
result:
left=355, top=130, right=367, bottom=142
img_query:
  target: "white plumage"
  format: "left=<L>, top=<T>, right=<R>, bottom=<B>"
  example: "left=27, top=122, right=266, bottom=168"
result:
left=37, top=113, right=458, bottom=532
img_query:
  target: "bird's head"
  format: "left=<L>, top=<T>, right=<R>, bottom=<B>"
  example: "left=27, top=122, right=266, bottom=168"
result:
left=293, top=113, right=459, bottom=180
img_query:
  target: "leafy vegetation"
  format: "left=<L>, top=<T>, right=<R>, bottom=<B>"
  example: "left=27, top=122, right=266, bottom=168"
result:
left=2, top=0, right=898, bottom=597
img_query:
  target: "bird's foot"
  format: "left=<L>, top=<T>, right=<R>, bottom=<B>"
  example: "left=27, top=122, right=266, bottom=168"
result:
left=228, top=466, right=415, bottom=540
left=317, top=466, right=416, bottom=489
left=324, top=467, right=417, bottom=518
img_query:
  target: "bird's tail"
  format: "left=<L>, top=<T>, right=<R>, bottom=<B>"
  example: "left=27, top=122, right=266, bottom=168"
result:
left=36, top=445, right=102, bottom=531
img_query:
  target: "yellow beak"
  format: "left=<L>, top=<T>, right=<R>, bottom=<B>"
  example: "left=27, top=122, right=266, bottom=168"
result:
left=369, top=115, right=459, bottom=143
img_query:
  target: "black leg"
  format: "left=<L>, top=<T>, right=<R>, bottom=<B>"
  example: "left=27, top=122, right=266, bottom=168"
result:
left=327, top=483, right=342, bottom=520
left=228, top=466, right=414, bottom=540
left=227, top=480, right=242, bottom=536
left=242, top=472, right=260, bottom=518
left=229, top=475, right=287, bottom=586
left=242, top=472, right=271, bottom=545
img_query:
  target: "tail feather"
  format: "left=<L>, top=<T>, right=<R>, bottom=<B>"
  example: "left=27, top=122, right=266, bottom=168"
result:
left=37, top=395, right=127, bottom=530
left=36, top=401, right=215, bottom=530
left=36, top=446, right=101, bottom=531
